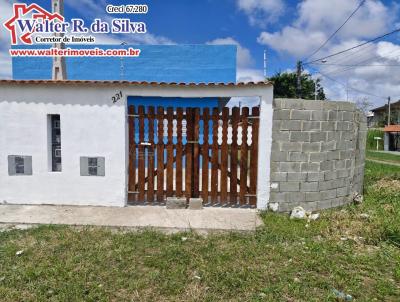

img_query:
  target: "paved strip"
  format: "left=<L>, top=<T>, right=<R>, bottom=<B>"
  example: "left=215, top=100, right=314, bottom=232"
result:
left=366, top=158, right=400, bottom=167
left=0, top=204, right=263, bottom=233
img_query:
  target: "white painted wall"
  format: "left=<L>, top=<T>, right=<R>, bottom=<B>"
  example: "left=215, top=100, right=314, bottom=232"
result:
left=0, top=85, right=127, bottom=206
left=0, top=82, right=273, bottom=208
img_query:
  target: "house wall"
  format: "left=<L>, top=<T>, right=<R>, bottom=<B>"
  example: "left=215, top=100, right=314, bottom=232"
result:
left=269, top=99, right=367, bottom=212
left=0, top=85, right=127, bottom=206
left=0, top=82, right=274, bottom=209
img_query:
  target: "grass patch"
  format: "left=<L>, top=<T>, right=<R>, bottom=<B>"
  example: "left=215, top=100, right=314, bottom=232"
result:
left=367, top=129, right=384, bottom=150
left=1, top=162, right=400, bottom=301
left=366, top=150, right=400, bottom=165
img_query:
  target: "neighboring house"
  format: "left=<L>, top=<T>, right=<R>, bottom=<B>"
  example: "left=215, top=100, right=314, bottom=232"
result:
left=368, top=100, right=400, bottom=128
left=384, top=125, right=400, bottom=152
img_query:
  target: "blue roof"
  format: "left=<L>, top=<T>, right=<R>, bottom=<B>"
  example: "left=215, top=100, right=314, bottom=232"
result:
left=12, top=44, right=237, bottom=83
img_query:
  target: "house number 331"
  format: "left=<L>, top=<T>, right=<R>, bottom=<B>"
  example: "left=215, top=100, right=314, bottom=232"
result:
left=112, top=91, right=123, bottom=103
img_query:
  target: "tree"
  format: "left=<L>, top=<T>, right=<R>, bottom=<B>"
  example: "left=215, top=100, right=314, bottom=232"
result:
left=267, top=71, right=326, bottom=100
left=355, top=97, right=372, bottom=114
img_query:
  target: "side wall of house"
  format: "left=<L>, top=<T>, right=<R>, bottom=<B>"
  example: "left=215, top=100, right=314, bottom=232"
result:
left=0, top=85, right=127, bottom=207
left=270, top=99, right=367, bottom=212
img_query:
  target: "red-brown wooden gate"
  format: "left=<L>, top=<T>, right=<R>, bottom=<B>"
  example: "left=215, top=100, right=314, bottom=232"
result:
left=128, top=105, right=259, bottom=207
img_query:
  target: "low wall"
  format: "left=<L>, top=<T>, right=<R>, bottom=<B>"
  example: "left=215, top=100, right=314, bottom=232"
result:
left=269, top=98, right=367, bottom=212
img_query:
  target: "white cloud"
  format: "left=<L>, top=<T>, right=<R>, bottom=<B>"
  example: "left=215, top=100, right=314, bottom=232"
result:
left=236, top=68, right=264, bottom=82
left=236, top=0, right=285, bottom=27
left=257, top=0, right=400, bottom=106
left=207, top=37, right=264, bottom=83
left=207, top=37, right=253, bottom=68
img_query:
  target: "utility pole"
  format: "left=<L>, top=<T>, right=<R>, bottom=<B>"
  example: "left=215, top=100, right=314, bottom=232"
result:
left=52, top=0, right=66, bottom=80
left=263, top=50, right=267, bottom=78
left=120, top=41, right=127, bottom=80
left=296, top=61, right=302, bottom=99
left=314, top=76, right=318, bottom=101
left=388, top=96, right=391, bottom=125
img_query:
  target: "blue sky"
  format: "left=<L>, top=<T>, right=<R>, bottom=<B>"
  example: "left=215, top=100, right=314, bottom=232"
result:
left=1, top=0, right=400, bottom=107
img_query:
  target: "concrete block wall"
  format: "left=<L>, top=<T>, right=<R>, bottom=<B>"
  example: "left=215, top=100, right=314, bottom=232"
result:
left=270, top=98, right=367, bottom=212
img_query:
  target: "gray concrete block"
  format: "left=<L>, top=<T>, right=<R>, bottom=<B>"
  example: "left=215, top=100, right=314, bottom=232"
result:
left=319, top=180, right=339, bottom=191
left=280, top=182, right=300, bottom=192
left=166, top=197, right=187, bottom=209
left=273, top=130, right=290, bottom=141
left=280, top=120, right=302, bottom=131
left=335, top=160, right=347, bottom=169
left=321, top=141, right=336, bottom=151
left=327, top=150, right=340, bottom=160
left=272, top=120, right=281, bottom=130
left=274, top=109, right=291, bottom=120
left=322, top=101, right=339, bottom=111
left=337, top=169, right=350, bottom=178
left=327, top=131, right=341, bottom=142
left=271, top=151, right=288, bottom=162
left=317, top=199, right=333, bottom=210
left=288, top=152, right=308, bottom=162
left=310, top=132, right=327, bottom=142
left=302, top=121, right=321, bottom=131
left=291, top=109, right=311, bottom=120
left=336, top=187, right=350, bottom=197
left=311, top=110, right=328, bottom=121
left=271, top=162, right=280, bottom=173
left=309, top=152, right=327, bottom=162
left=188, top=198, right=203, bottom=210
left=302, top=101, right=323, bottom=110
left=324, top=170, right=338, bottom=181
left=281, top=99, right=304, bottom=110
left=280, top=142, right=302, bottom=152
left=301, top=162, right=320, bottom=172
left=271, top=172, right=287, bottom=182
left=287, top=172, right=308, bottom=181
left=286, top=192, right=306, bottom=202
left=269, top=192, right=287, bottom=202
left=307, top=172, right=324, bottom=182
left=302, top=142, right=321, bottom=152
left=341, top=111, right=354, bottom=121
left=320, top=161, right=334, bottom=171
left=339, top=150, right=352, bottom=160
left=320, top=189, right=337, bottom=200
left=327, top=110, right=338, bottom=120
left=305, top=192, right=320, bottom=202
left=290, top=131, right=310, bottom=142
left=273, top=99, right=284, bottom=109
left=337, top=102, right=355, bottom=111
left=279, top=162, right=301, bottom=172
left=300, top=182, right=319, bottom=192
left=321, top=121, right=336, bottom=131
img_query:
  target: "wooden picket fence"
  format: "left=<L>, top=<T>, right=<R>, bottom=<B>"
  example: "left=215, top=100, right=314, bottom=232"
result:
left=128, top=105, right=259, bottom=207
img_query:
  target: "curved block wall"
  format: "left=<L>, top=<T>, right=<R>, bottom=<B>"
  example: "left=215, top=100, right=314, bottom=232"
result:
left=270, top=99, right=367, bottom=212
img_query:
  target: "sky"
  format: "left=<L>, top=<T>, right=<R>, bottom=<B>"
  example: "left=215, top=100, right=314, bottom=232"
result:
left=1, top=0, right=400, bottom=107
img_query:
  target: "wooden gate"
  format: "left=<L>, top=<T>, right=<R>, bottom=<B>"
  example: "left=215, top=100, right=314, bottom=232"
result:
left=128, top=105, right=259, bottom=207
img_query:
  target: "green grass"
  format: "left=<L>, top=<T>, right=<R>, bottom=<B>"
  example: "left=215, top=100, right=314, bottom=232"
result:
left=1, top=161, right=400, bottom=301
left=366, top=150, right=400, bottom=165
left=367, top=129, right=384, bottom=150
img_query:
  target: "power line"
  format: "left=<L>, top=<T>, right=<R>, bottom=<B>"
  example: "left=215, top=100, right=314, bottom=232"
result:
left=312, top=63, right=400, bottom=67
left=315, top=48, right=400, bottom=76
left=304, top=27, right=400, bottom=65
left=303, top=0, right=366, bottom=62
left=309, top=66, right=385, bottom=99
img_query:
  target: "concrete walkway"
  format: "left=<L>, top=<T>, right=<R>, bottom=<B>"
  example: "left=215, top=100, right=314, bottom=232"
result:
left=0, top=204, right=263, bottom=233
left=366, top=158, right=400, bottom=167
